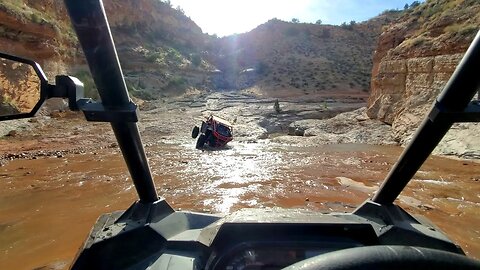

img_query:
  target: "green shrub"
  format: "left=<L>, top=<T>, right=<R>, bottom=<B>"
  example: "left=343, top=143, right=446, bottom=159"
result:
left=131, top=89, right=155, bottom=100
left=125, top=80, right=156, bottom=100
left=285, top=27, right=300, bottom=36
left=30, top=13, right=41, bottom=24
left=255, top=61, right=268, bottom=75
left=410, top=1, right=421, bottom=8
left=146, top=51, right=162, bottom=63
left=73, top=70, right=100, bottom=100
left=423, top=3, right=443, bottom=18
left=340, top=22, right=352, bottom=30
left=412, top=36, right=427, bottom=46
left=458, top=25, right=477, bottom=37
left=166, top=47, right=183, bottom=63
left=190, top=53, right=201, bottom=67
left=167, top=76, right=187, bottom=90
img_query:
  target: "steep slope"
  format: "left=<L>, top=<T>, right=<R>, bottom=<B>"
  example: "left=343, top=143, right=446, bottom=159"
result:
left=367, top=0, right=479, bottom=157
left=103, top=0, right=216, bottom=99
left=0, top=0, right=76, bottom=77
left=207, top=15, right=399, bottom=96
left=0, top=0, right=215, bottom=100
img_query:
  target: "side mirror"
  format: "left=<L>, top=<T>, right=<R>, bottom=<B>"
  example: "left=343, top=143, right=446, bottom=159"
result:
left=0, top=52, right=48, bottom=120
left=0, top=51, right=138, bottom=123
left=0, top=52, right=88, bottom=121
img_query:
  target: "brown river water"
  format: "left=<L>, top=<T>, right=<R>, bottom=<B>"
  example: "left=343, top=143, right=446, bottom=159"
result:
left=0, top=93, right=479, bottom=269
left=0, top=140, right=479, bottom=269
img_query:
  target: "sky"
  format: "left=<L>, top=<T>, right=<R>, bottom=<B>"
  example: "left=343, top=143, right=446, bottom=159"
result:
left=168, top=0, right=423, bottom=37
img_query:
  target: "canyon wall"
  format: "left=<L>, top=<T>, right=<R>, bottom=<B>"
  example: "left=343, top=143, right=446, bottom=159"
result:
left=366, top=0, right=479, bottom=157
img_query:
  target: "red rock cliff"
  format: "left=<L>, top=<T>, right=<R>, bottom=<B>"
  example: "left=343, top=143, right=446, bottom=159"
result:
left=367, top=0, right=479, bottom=150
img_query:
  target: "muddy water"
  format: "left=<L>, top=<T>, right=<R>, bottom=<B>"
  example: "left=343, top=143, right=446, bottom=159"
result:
left=0, top=140, right=479, bottom=269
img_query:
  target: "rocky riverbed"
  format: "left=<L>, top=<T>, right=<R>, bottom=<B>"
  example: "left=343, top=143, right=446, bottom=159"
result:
left=1, top=91, right=478, bottom=162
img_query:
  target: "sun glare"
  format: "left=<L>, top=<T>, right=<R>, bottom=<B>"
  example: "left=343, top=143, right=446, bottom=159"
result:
left=169, top=0, right=313, bottom=36
left=168, top=0, right=422, bottom=37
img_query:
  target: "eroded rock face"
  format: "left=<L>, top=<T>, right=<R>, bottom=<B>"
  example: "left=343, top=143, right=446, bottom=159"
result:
left=368, top=52, right=480, bottom=156
left=434, top=123, right=480, bottom=159
left=283, top=108, right=396, bottom=145
left=366, top=0, right=480, bottom=157
left=368, top=54, right=465, bottom=143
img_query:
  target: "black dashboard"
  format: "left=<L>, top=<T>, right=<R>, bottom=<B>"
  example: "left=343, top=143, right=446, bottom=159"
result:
left=211, top=240, right=363, bottom=269
left=70, top=201, right=466, bottom=270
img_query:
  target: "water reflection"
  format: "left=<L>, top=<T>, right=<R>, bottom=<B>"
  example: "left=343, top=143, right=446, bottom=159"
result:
left=178, top=141, right=282, bottom=212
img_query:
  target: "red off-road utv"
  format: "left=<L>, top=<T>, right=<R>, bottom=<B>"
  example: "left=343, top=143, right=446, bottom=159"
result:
left=192, top=115, right=233, bottom=149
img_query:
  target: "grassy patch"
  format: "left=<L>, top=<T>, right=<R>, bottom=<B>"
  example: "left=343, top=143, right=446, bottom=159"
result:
left=126, top=81, right=155, bottom=100
left=0, top=1, right=54, bottom=26
left=190, top=53, right=201, bottom=67
left=72, top=70, right=100, bottom=100
left=285, top=27, right=300, bottom=36
left=144, top=46, right=186, bottom=67
left=166, top=76, right=187, bottom=90
left=458, top=25, right=477, bottom=36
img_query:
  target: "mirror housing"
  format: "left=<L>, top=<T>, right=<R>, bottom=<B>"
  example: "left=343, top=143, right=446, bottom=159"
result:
left=0, top=51, right=138, bottom=124
left=0, top=52, right=49, bottom=121
left=0, top=52, right=88, bottom=121
left=49, top=75, right=85, bottom=111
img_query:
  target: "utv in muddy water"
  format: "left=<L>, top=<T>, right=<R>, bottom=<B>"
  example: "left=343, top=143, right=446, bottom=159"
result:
left=1, top=0, right=480, bottom=269
left=192, top=115, right=233, bottom=149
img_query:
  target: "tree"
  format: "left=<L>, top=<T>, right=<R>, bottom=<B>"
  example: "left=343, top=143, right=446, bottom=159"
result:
left=176, top=5, right=185, bottom=14
left=340, top=22, right=352, bottom=30
left=404, top=3, right=409, bottom=10
left=291, top=18, right=299, bottom=23
left=190, top=53, right=201, bottom=67
left=315, top=19, right=322, bottom=25
left=410, top=1, right=420, bottom=8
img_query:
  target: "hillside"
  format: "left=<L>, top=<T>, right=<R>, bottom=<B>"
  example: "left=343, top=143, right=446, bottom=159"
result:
left=208, top=15, right=397, bottom=96
left=103, top=0, right=215, bottom=99
left=0, top=0, right=398, bottom=101
left=0, top=0, right=214, bottom=100
left=0, top=0, right=76, bottom=77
